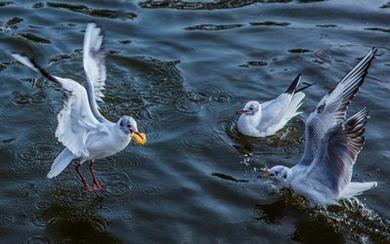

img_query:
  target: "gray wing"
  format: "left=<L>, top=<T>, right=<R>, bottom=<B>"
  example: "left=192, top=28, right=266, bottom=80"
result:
left=260, top=93, right=291, bottom=128
left=298, top=48, right=376, bottom=167
left=11, top=54, right=103, bottom=158
left=83, top=23, right=109, bottom=123
left=305, top=109, right=368, bottom=196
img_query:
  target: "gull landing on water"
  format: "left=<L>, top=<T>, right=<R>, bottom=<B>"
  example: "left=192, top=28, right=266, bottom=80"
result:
left=237, top=74, right=314, bottom=137
left=261, top=48, right=378, bottom=206
left=12, top=23, right=146, bottom=192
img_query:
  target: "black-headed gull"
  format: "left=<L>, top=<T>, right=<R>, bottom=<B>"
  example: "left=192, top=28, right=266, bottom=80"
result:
left=261, top=48, right=377, bottom=205
left=237, top=74, right=313, bottom=137
left=12, top=23, right=146, bottom=191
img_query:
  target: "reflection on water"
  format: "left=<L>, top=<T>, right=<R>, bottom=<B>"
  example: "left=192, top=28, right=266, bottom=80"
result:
left=41, top=193, right=119, bottom=243
left=0, top=0, right=389, bottom=242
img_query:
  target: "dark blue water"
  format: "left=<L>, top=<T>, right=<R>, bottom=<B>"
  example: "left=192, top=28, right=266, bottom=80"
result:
left=0, top=0, right=389, bottom=243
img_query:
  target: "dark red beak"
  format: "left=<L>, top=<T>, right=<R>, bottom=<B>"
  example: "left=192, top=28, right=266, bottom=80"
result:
left=258, top=167, right=273, bottom=179
left=236, top=109, right=248, bottom=116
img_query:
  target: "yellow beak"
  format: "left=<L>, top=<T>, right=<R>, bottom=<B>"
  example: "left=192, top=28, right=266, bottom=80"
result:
left=131, top=132, right=147, bottom=145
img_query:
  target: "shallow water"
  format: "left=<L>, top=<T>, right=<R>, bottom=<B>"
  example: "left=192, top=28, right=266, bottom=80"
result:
left=0, top=0, right=389, bottom=243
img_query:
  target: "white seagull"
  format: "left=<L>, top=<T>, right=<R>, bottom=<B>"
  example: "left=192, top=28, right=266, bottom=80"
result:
left=12, top=23, right=146, bottom=191
left=260, top=48, right=378, bottom=205
left=237, top=74, right=314, bottom=137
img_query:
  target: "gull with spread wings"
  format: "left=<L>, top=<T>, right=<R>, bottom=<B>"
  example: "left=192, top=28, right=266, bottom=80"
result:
left=12, top=23, right=146, bottom=191
left=260, top=48, right=378, bottom=205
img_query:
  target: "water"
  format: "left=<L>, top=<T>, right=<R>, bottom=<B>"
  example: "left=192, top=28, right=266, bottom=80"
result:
left=0, top=0, right=389, bottom=243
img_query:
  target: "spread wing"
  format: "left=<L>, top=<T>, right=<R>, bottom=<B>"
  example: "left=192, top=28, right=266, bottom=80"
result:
left=83, top=23, right=108, bottom=123
left=53, top=75, right=103, bottom=158
left=305, top=109, right=368, bottom=196
left=12, top=54, right=103, bottom=158
left=297, top=48, right=376, bottom=167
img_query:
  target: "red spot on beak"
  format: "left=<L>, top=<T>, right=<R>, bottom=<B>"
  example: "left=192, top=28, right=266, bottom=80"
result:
left=258, top=167, right=273, bottom=179
left=236, top=109, right=248, bottom=116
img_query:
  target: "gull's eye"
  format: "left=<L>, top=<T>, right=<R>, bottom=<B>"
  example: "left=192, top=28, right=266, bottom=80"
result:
left=275, top=171, right=279, bottom=176
left=249, top=106, right=254, bottom=110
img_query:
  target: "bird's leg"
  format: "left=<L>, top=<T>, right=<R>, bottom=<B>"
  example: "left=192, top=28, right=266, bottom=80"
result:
left=76, top=162, right=92, bottom=192
left=89, top=160, right=105, bottom=191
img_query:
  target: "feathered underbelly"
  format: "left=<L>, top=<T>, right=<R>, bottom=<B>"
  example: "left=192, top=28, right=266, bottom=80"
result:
left=85, top=135, right=131, bottom=161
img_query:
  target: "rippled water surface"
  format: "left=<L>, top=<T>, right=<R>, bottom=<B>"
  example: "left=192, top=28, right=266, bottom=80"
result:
left=0, top=0, right=389, bottom=243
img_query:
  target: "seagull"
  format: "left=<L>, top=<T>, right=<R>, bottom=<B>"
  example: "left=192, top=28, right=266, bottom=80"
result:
left=237, top=74, right=314, bottom=137
left=12, top=23, right=146, bottom=192
left=260, top=48, right=378, bottom=205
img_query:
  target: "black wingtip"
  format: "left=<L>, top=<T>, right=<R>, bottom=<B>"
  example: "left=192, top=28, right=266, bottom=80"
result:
left=296, top=82, right=316, bottom=93
left=29, top=58, right=58, bottom=84
left=286, top=73, right=301, bottom=94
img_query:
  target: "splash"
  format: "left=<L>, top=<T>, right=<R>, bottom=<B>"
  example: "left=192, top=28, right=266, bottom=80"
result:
left=278, top=189, right=390, bottom=242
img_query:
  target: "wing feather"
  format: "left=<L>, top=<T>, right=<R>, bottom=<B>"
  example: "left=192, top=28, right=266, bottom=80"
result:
left=298, top=48, right=376, bottom=167
left=53, top=76, right=102, bottom=157
left=11, top=53, right=102, bottom=158
left=306, top=108, right=368, bottom=196
left=83, top=23, right=108, bottom=123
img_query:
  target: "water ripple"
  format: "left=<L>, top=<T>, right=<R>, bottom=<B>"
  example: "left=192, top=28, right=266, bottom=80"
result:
left=139, top=0, right=293, bottom=10
left=185, top=24, right=244, bottom=31
left=25, top=235, right=50, bottom=244
left=16, top=33, right=51, bottom=44
left=46, top=2, right=137, bottom=20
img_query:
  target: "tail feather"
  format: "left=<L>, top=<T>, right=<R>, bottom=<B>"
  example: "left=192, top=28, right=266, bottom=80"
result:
left=47, top=148, right=74, bottom=178
left=285, top=92, right=305, bottom=120
left=285, top=74, right=302, bottom=94
left=340, top=181, right=378, bottom=199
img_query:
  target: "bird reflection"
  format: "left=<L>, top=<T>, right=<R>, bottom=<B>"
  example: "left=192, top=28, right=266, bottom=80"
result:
left=40, top=189, right=120, bottom=242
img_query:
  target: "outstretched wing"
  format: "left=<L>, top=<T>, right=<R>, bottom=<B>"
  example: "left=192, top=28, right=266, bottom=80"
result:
left=83, top=23, right=108, bottom=123
left=53, top=75, right=103, bottom=158
left=305, top=109, right=368, bottom=196
left=12, top=54, right=102, bottom=158
left=298, top=48, right=376, bottom=167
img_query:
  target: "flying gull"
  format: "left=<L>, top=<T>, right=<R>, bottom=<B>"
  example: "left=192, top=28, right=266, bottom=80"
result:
left=260, top=48, right=378, bottom=205
left=12, top=23, right=146, bottom=191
